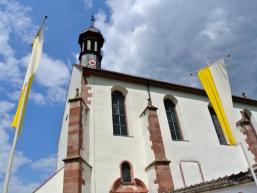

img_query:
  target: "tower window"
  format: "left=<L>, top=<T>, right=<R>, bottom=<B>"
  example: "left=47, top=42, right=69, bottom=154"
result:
left=87, top=40, right=91, bottom=50
left=94, top=41, right=98, bottom=51
left=90, top=40, right=94, bottom=50
left=208, top=107, right=227, bottom=145
left=121, top=162, right=132, bottom=183
left=164, top=99, right=182, bottom=140
left=82, top=42, right=85, bottom=52
left=112, top=91, right=128, bottom=136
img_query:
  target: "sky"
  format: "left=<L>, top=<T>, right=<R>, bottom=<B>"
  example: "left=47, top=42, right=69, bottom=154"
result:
left=0, top=0, right=257, bottom=192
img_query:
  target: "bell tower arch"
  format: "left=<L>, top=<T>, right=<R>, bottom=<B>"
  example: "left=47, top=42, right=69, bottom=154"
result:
left=78, top=16, right=104, bottom=69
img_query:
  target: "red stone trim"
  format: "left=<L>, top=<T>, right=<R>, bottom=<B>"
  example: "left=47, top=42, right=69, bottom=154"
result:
left=145, top=159, right=171, bottom=171
left=81, top=73, right=92, bottom=105
left=110, top=178, right=148, bottom=193
left=145, top=104, right=174, bottom=193
left=237, top=110, right=257, bottom=162
left=179, top=160, right=205, bottom=187
left=63, top=95, right=88, bottom=193
left=63, top=156, right=89, bottom=165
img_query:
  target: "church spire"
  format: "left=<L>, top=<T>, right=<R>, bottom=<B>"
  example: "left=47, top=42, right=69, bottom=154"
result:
left=78, top=16, right=104, bottom=69
left=90, top=15, right=95, bottom=28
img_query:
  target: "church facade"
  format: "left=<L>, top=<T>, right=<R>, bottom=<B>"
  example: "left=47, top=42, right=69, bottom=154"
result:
left=34, top=20, right=257, bottom=193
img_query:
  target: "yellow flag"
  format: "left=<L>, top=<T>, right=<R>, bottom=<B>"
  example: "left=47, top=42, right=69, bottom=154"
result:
left=12, top=28, right=43, bottom=133
left=198, top=59, right=236, bottom=145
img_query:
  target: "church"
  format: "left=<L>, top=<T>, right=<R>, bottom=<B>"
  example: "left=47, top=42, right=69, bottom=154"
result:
left=33, top=18, right=257, bottom=193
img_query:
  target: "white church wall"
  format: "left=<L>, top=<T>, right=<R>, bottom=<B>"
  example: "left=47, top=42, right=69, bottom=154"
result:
left=180, top=161, right=204, bottom=186
left=146, top=167, right=159, bottom=193
left=77, top=74, right=257, bottom=192
left=81, top=101, right=91, bottom=164
left=82, top=163, right=92, bottom=193
left=140, top=111, right=155, bottom=167
left=149, top=87, right=257, bottom=189
left=34, top=168, right=64, bottom=193
left=57, top=66, right=82, bottom=170
left=87, top=76, right=150, bottom=193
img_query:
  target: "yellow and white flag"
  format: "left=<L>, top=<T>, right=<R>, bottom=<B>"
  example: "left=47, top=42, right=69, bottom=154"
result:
left=12, top=28, right=43, bottom=133
left=198, top=59, right=236, bottom=145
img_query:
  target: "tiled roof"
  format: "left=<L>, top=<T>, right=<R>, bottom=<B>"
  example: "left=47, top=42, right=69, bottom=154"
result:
left=172, top=170, right=254, bottom=193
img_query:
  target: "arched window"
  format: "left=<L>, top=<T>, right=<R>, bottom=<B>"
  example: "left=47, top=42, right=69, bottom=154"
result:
left=121, top=162, right=132, bottom=183
left=87, top=40, right=91, bottom=50
left=94, top=41, right=98, bottom=51
left=208, top=107, right=227, bottom=145
left=164, top=99, right=182, bottom=140
left=112, top=91, right=128, bottom=136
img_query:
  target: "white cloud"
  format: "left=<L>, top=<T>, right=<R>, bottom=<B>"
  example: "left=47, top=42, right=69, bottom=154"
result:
left=0, top=0, right=35, bottom=85
left=0, top=99, right=56, bottom=192
left=31, top=154, right=56, bottom=174
left=37, top=54, right=70, bottom=88
left=0, top=101, right=15, bottom=115
left=0, top=0, right=70, bottom=104
left=84, top=0, right=92, bottom=8
left=0, top=0, right=63, bottom=192
left=20, top=53, right=70, bottom=103
left=0, top=176, right=39, bottom=193
left=30, top=91, right=46, bottom=105
left=96, top=0, right=257, bottom=99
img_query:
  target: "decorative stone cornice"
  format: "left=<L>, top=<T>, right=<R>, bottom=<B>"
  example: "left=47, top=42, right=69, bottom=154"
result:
left=145, top=159, right=171, bottom=171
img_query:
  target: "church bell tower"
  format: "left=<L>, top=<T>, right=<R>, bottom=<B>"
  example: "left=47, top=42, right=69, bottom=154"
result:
left=78, top=16, right=104, bottom=69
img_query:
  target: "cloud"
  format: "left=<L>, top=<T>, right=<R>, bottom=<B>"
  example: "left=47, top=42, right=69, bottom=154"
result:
left=0, top=0, right=33, bottom=85
left=0, top=101, right=30, bottom=177
left=84, top=0, right=92, bottom=8
left=0, top=0, right=70, bottom=104
left=0, top=101, right=15, bottom=115
left=30, top=91, right=46, bottom=105
left=96, top=0, right=257, bottom=99
left=21, top=53, right=70, bottom=102
left=31, top=154, right=56, bottom=173
left=0, top=0, right=64, bottom=192
left=0, top=176, right=39, bottom=193
left=0, top=99, right=56, bottom=192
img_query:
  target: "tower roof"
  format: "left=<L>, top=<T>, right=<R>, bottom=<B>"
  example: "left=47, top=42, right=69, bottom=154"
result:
left=78, top=16, right=104, bottom=47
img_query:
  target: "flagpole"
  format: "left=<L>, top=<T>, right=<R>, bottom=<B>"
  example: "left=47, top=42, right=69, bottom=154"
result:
left=2, top=102, right=24, bottom=193
left=239, top=142, right=257, bottom=186
left=2, top=16, right=47, bottom=193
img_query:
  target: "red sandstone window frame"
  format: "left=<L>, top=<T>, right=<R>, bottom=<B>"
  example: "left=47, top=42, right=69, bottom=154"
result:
left=120, top=161, right=135, bottom=185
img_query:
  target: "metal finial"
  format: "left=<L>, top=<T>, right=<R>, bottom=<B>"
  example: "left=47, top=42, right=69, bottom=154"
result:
left=91, top=15, right=95, bottom=27
left=76, top=88, right=79, bottom=97
left=147, top=98, right=152, bottom=106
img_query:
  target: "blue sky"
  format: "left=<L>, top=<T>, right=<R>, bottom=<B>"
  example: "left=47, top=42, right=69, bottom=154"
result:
left=1, top=0, right=257, bottom=192
left=0, top=0, right=109, bottom=192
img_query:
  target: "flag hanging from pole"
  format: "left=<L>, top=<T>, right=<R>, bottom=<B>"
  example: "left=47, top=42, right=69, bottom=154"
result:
left=197, top=59, right=236, bottom=145
left=11, top=28, right=43, bottom=133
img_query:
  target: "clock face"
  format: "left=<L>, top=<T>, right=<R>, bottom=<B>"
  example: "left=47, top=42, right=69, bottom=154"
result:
left=88, top=59, right=96, bottom=66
